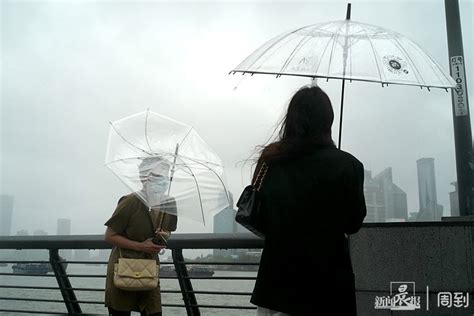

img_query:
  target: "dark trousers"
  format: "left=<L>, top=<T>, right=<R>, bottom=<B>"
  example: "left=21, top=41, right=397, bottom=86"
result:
left=108, top=307, right=162, bottom=316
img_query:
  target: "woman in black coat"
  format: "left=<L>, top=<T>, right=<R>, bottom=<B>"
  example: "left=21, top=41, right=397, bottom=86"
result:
left=250, top=86, right=367, bottom=316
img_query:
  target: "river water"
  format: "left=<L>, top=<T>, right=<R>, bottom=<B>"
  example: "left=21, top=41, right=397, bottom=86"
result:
left=0, top=264, right=257, bottom=315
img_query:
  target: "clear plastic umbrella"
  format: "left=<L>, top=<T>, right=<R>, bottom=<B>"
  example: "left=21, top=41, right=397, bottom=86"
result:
left=231, top=4, right=456, bottom=147
left=105, top=110, right=230, bottom=225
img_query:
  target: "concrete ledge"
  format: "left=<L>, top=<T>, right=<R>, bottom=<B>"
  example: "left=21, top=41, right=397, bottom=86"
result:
left=350, top=222, right=474, bottom=315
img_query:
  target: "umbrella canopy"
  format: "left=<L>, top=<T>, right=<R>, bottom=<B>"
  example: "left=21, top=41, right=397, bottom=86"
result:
left=231, top=5, right=455, bottom=148
left=105, top=110, right=230, bottom=225
left=232, top=19, right=455, bottom=89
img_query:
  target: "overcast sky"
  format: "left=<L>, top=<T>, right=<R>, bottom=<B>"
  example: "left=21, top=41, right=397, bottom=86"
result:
left=1, top=0, right=473, bottom=236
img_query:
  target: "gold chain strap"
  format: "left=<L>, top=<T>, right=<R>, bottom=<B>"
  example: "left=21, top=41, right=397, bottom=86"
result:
left=253, top=162, right=268, bottom=192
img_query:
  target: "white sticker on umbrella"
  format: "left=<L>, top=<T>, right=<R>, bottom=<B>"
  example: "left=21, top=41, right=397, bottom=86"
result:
left=450, top=56, right=468, bottom=117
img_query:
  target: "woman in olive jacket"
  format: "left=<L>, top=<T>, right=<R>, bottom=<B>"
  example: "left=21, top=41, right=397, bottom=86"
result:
left=104, top=158, right=177, bottom=316
left=250, top=86, right=367, bottom=316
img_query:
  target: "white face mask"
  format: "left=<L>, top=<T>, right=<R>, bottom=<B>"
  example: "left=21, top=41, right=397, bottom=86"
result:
left=145, top=176, right=170, bottom=207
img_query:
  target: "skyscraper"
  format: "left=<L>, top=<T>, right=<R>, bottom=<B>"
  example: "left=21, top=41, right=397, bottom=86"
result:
left=363, top=168, right=408, bottom=222
left=374, top=168, right=408, bottom=221
left=363, top=170, right=385, bottom=222
left=0, top=195, right=14, bottom=236
left=213, top=192, right=249, bottom=257
left=416, top=158, right=443, bottom=221
left=449, top=181, right=460, bottom=216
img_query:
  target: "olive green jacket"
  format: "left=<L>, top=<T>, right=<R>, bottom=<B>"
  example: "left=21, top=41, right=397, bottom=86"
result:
left=104, top=193, right=177, bottom=313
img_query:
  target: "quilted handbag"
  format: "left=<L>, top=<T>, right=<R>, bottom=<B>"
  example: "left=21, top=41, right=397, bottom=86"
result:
left=113, top=257, right=159, bottom=291
left=235, top=162, right=268, bottom=238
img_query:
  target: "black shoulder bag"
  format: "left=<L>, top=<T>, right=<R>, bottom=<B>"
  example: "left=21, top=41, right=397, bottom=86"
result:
left=235, top=162, right=268, bottom=238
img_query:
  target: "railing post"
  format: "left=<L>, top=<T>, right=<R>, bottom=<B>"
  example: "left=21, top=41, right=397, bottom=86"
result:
left=49, top=249, right=82, bottom=314
left=172, top=249, right=200, bottom=316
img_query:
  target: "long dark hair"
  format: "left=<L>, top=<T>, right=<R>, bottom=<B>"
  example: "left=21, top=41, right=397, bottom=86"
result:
left=258, top=85, right=335, bottom=164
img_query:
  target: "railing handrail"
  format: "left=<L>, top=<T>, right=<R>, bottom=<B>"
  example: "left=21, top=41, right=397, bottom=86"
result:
left=0, top=233, right=264, bottom=249
left=1, top=219, right=473, bottom=249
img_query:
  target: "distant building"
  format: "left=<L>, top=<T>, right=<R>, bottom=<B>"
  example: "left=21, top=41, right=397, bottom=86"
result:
left=57, top=218, right=71, bottom=235
left=449, top=182, right=459, bottom=216
left=33, top=229, right=48, bottom=236
left=213, top=203, right=235, bottom=235
left=214, top=192, right=235, bottom=257
left=363, top=168, right=408, bottom=222
left=408, top=212, right=419, bottom=222
left=363, top=170, right=385, bottom=222
left=57, top=218, right=72, bottom=259
left=16, top=229, right=29, bottom=235
left=416, top=158, right=443, bottom=221
left=0, top=195, right=14, bottom=236
left=213, top=192, right=252, bottom=257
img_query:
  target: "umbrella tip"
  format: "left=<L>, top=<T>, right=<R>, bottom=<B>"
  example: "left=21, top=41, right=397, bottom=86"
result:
left=346, top=3, right=351, bottom=20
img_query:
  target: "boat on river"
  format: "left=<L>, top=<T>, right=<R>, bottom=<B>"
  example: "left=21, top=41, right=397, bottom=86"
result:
left=11, top=259, right=68, bottom=275
left=160, top=265, right=214, bottom=277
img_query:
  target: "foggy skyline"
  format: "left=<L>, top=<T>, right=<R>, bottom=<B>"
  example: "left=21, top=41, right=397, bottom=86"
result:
left=1, top=0, right=473, bottom=235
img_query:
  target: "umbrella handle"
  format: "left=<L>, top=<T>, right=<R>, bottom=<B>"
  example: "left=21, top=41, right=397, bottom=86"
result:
left=338, top=79, right=346, bottom=149
left=167, top=143, right=180, bottom=195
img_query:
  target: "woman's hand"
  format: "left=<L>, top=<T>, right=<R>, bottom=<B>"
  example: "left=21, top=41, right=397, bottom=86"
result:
left=139, top=238, right=165, bottom=255
left=105, top=227, right=165, bottom=254
left=155, top=228, right=170, bottom=239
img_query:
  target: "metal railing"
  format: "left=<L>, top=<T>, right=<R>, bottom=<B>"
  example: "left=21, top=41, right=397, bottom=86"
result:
left=0, top=233, right=264, bottom=315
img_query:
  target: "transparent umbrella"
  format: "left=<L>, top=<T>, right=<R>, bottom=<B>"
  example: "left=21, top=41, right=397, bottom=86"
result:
left=231, top=4, right=456, bottom=148
left=105, top=110, right=230, bottom=225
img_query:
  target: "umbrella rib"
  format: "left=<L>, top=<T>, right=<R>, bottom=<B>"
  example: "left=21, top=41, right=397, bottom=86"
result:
left=278, top=35, right=313, bottom=74
left=326, top=21, right=348, bottom=78
left=179, top=162, right=206, bottom=225
left=166, top=158, right=206, bottom=224
left=411, top=41, right=447, bottom=85
left=391, top=36, right=426, bottom=86
left=357, top=23, right=386, bottom=83
left=144, top=109, right=153, bottom=152
left=278, top=24, right=323, bottom=74
left=239, top=24, right=316, bottom=72
left=105, top=156, right=150, bottom=166
left=240, top=70, right=451, bottom=88
left=166, top=154, right=228, bottom=224
left=414, top=41, right=452, bottom=83
left=412, top=40, right=451, bottom=85
left=179, top=127, right=194, bottom=147
left=178, top=155, right=231, bottom=205
left=314, top=23, right=340, bottom=75
left=109, top=122, right=153, bottom=156
left=252, top=32, right=302, bottom=72
left=349, top=29, right=353, bottom=78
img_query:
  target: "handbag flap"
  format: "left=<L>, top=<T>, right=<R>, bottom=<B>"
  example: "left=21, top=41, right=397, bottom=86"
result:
left=236, top=185, right=256, bottom=207
left=116, top=258, right=157, bottom=278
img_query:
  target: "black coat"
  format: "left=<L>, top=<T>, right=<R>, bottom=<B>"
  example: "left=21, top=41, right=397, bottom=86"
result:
left=250, top=144, right=366, bottom=315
